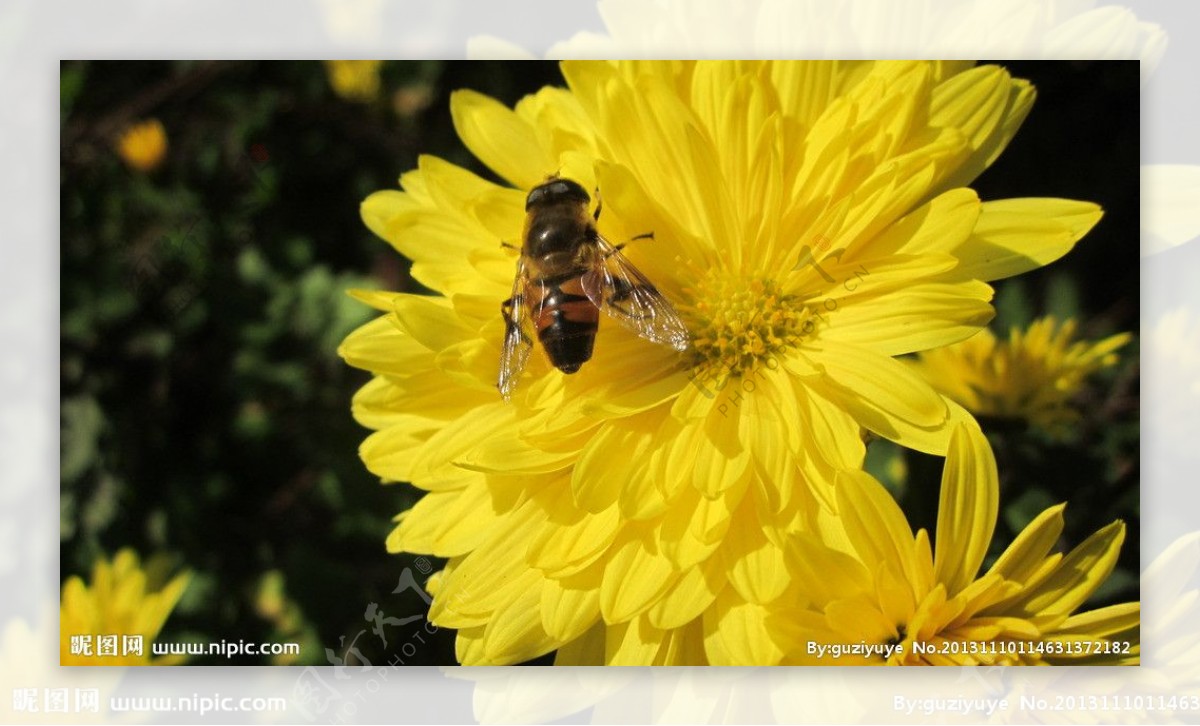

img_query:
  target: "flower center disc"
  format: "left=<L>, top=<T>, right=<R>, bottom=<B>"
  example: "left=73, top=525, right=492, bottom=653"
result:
left=684, top=276, right=810, bottom=380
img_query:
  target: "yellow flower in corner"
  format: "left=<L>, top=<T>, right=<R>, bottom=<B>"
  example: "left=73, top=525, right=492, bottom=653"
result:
left=909, top=316, right=1131, bottom=437
left=116, top=119, right=168, bottom=172
left=325, top=60, right=384, bottom=102
left=343, top=61, right=1105, bottom=664
left=769, top=424, right=1138, bottom=665
left=60, top=548, right=191, bottom=665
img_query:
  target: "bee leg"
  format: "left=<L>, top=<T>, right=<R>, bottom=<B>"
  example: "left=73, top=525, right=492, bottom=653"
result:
left=601, top=232, right=656, bottom=260
left=500, top=240, right=519, bottom=250
left=593, top=187, right=603, bottom=221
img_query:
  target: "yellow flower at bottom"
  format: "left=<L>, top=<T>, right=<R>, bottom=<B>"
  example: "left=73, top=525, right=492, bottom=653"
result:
left=908, top=316, right=1131, bottom=437
left=116, top=119, right=168, bottom=172
left=344, top=60, right=1107, bottom=664
left=768, top=425, right=1138, bottom=665
left=60, top=548, right=191, bottom=665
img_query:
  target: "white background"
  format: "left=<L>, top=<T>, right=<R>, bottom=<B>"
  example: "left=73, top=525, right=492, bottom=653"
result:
left=4, top=0, right=1200, bottom=723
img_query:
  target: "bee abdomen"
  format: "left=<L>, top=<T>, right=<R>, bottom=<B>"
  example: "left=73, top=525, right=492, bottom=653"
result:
left=536, top=286, right=598, bottom=374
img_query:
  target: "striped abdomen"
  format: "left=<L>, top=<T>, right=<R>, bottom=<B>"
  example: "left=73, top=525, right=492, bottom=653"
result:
left=534, top=273, right=598, bottom=374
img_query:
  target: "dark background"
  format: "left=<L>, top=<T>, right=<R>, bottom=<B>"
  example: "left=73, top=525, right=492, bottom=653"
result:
left=59, top=60, right=1139, bottom=665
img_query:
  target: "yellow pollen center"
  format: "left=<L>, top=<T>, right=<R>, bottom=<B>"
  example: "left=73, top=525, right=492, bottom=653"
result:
left=685, top=276, right=810, bottom=379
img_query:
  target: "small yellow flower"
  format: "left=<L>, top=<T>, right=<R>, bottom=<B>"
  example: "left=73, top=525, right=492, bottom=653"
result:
left=60, top=548, right=191, bottom=665
left=908, top=316, right=1131, bottom=437
left=345, top=61, right=1106, bottom=664
left=768, top=424, right=1138, bottom=665
left=116, top=119, right=168, bottom=172
left=325, top=60, right=384, bottom=102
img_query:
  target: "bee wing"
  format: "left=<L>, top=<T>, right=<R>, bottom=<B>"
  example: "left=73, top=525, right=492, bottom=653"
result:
left=582, top=235, right=690, bottom=351
left=498, top=257, right=536, bottom=400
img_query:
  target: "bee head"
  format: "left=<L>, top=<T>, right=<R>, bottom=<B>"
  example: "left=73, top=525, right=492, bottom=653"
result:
left=525, top=177, right=591, bottom=211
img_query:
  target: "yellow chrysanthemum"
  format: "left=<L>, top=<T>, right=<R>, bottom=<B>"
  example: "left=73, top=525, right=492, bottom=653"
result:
left=60, top=548, right=191, bottom=665
left=908, top=316, right=1131, bottom=437
left=116, top=118, right=168, bottom=172
left=325, top=60, right=384, bottom=102
left=769, top=424, right=1137, bottom=665
left=343, top=61, right=1103, bottom=664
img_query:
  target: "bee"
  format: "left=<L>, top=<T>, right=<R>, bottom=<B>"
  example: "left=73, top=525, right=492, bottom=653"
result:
left=498, top=177, right=690, bottom=399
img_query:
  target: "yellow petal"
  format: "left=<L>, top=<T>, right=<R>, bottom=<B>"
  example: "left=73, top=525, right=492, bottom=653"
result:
left=576, top=349, right=689, bottom=418
left=392, top=294, right=476, bottom=354
left=450, top=89, right=555, bottom=189
left=692, top=418, right=753, bottom=498
left=984, top=503, right=1066, bottom=585
left=600, top=534, right=679, bottom=623
left=360, top=168, right=508, bottom=295
left=821, top=280, right=994, bottom=356
left=455, top=624, right=488, bottom=665
left=572, top=420, right=651, bottom=513
left=929, top=65, right=1035, bottom=192
left=646, top=556, right=725, bottom=630
left=933, top=425, right=1000, bottom=596
left=605, top=614, right=666, bottom=665
left=456, top=433, right=578, bottom=475
left=515, top=85, right=601, bottom=162
left=813, top=339, right=947, bottom=427
left=482, top=580, right=560, bottom=664
left=1055, top=601, right=1140, bottom=638
left=653, top=620, right=708, bottom=665
left=651, top=416, right=707, bottom=503
left=825, top=597, right=898, bottom=646
left=723, top=512, right=791, bottom=605
left=368, top=402, right=513, bottom=483
left=619, top=465, right=669, bottom=521
left=702, top=588, right=784, bottom=665
left=835, top=469, right=915, bottom=576
left=794, top=252, right=958, bottom=300
left=768, top=60, right=839, bottom=128
left=430, top=500, right=546, bottom=621
left=526, top=499, right=620, bottom=578
left=656, top=484, right=741, bottom=569
left=794, top=381, right=866, bottom=490
left=829, top=154, right=942, bottom=260
left=339, top=315, right=429, bottom=378
left=346, top=287, right=407, bottom=313
left=857, top=188, right=980, bottom=259
left=945, top=573, right=1021, bottom=628
left=785, top=533, right=872, bottom=608
left=385, top=482, right=499, bottom=558
left=955, top=615, right=1040, bottom=642
left=540, top=568, right=602, bottom=643
left=360, top=189, right=418, bottom=243
left=1005, top=521, right=1126, bottom=618
left=952, top=198, right=1103, bottom=282
left=554, top=622, right=606, bottom=665
left=874, top=562, right=916, bottom=630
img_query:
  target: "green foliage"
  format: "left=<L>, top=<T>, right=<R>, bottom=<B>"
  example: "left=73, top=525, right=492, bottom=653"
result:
left=59, top=60, right=481, bottom=664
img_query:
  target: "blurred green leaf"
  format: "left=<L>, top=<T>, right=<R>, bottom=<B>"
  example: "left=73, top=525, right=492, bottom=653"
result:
left=60, top=62, right=88, bottom=121
left=994, top=277, right=1034, bottom=332
left=865, top=438, right=907, bottom=500
left=1046, top=272, right=1082, bottom=321
left=1003, top=488, right=1058, bottom=535
left=61, top=395, right=104, bottom=483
